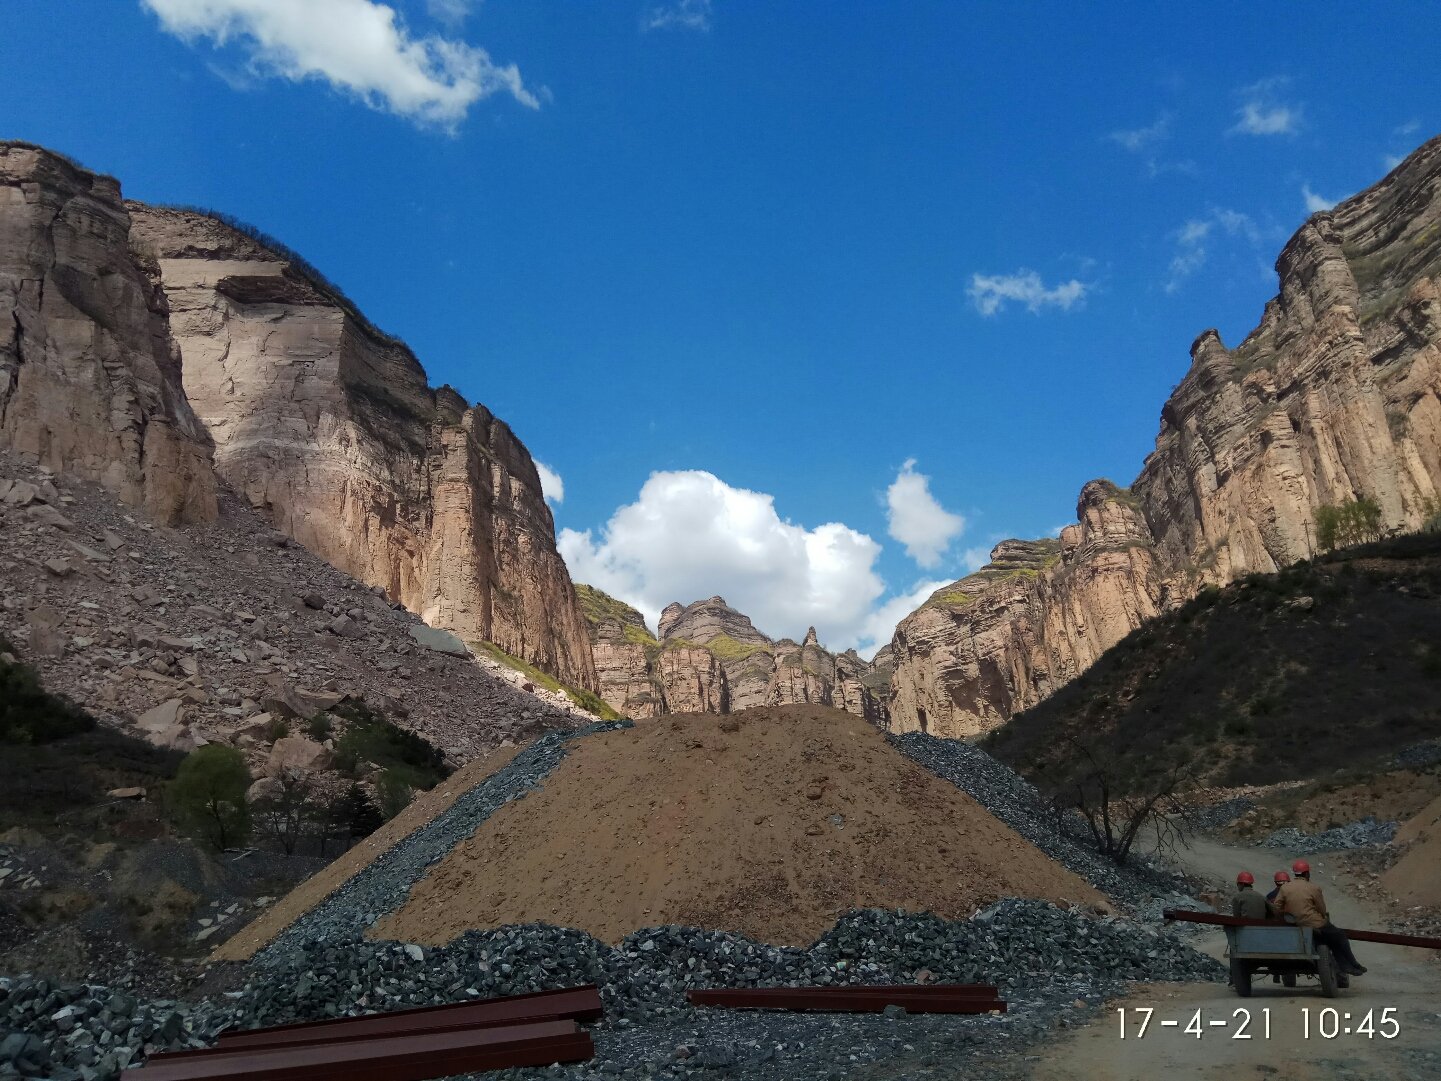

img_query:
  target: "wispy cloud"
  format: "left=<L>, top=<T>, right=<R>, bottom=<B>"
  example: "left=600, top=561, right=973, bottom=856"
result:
left=1105, top=112, right=1196, bottom=178
left=1302, top=183, right=1339, bottom=214
left=1165, top=208, right=1265, bottom=293
left=968, top=270, right=1088, bottom=317
left=643, top=0, right=712, bottom=32
left=427, top=0, right=472, bottom=27
left=1108, top=113, right=1170, bottom=153
left=141, top=0, right=538, bottom=129
left=1229, top=76, right=1301, bottom=136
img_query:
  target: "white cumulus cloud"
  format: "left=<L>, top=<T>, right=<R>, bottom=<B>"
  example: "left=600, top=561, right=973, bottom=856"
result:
left=968, top=270, right=1088, bottom=317
left=1230, top=78, right=1300, bottom=136
left=644, top=0, right=712, bottom=31
left=141, top=0, right=538, bottom=128
left=885, top=459, right=965, bottom=569
left=534, top=460, right=564, bottom=505
left=558, top=470, right=898, bottom=652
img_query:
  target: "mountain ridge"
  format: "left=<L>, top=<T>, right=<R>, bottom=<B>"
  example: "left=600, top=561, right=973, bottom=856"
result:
left=886, top=132, right=1441, bottom=738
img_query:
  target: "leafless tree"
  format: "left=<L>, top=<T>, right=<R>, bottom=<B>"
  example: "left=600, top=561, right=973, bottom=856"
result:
left=251, top=767, right=317, bottom=856
left=1045, top=734, right=1195, bottom=865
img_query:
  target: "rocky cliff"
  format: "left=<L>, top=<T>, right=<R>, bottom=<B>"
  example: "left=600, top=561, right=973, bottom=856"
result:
left=125, top=204, right=597, bottom=693
left=0, top=144, right=216, bottom=525
left=577, top=587, right=888, bottom=723
left=889, top=133, right=1441, bottom=739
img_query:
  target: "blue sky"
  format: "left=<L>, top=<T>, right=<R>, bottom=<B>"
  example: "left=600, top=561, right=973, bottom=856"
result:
left=4, top=1, right=1437, bottom=653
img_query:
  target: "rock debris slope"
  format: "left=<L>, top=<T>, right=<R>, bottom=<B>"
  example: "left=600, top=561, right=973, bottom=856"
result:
left=889, top=133, right=1441, bottom=738
left=0, top=446, right=580, bottom=772
left=0, top=144, right=216, bottom=526
left=579, top=587, right=888, bottom=723
left=125, top=203, right=597, bottom=693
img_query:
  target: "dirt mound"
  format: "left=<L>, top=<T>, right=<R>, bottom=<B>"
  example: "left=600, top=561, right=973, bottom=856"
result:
left=1382, top=793, right=1441, bottom=908
left=370, top=707, right=1107, bottom=947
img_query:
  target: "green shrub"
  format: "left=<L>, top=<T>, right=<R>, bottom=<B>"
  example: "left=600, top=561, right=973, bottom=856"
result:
left=1315, top=498, right=1384, bottom=551
left=328, top=783, right=383, bottom=839
left=330, top=699, right=449, bottom=790
left=264, top=717, right=290, bottom=743
left=168, top=745, right=252, bottom=850
left=376, top=768, right=414, bottom=821
left=0, top=638, right=96, bottom=745
left=305, top=713, right=333, bottom=741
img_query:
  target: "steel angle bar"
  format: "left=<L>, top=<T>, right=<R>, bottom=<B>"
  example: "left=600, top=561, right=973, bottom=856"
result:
left=131, top=1020, right=593, bottom=1081
left=1163, top=908, right=1441, bottom=951
left=687, top=989, right=1007, bottom=1013
left=209, top=985, right=603, bottom=1051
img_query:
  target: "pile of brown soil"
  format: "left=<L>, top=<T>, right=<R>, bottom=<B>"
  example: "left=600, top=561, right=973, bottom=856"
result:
left=370, top=707, right=1106, bottom=947
left=1382, top=793, right=1441, bottom=908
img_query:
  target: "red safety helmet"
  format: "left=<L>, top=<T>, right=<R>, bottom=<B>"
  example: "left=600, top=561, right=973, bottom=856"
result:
left=1292, top=859, right=1310, bottom=875
left=1236, top=871, right=1255, bottom=885
left=1274, top=871, right=1291, bottom=884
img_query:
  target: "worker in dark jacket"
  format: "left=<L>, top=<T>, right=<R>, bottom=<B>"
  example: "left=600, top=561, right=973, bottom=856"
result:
left=1274, top=860, right=1367, bottom=976
left=1231, top=871, right=1271, bottom=919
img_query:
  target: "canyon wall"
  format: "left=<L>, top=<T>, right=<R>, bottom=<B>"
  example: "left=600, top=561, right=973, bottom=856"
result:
left=0, top=144, right=216, bottom=524
left=578, top=586, right=888, bottom=723
left=124, top=204, right=597, bottom=692
left=888, top=133, right=1441, bottom=739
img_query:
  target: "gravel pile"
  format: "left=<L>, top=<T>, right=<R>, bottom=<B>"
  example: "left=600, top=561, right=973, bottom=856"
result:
left=3, top=901, right=1222, bottom=1081
left=1263, top=816, right=1398, bottom=853
left=1184, top=797, right=1256, bottom=831
left=255, top=719, right=632, bottom=965
left=889, top=733, right=1199, bottom=918
left=1394, top=739, right=1441, bottom=770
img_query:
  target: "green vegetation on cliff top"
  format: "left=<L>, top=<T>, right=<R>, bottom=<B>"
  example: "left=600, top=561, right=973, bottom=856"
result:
left=472, top=639, right=621, bottom=721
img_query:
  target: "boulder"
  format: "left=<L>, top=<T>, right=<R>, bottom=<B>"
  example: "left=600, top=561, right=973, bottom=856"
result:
left=246, top=777, right=284, bottom=804
left=408, top=623, right=469, bottom=656
left=266, top=736, right=332, bottom=776
left=27, top=503, right=74, bottom=530
left=107, top=787, right=147, bottom=800
left=27, top=603, right=66, bottom=659
left=3, top=480, right=38, bottom=506
left=136, top=699, right=185, bottom=733
left=328, top=613, right=365, bottom=638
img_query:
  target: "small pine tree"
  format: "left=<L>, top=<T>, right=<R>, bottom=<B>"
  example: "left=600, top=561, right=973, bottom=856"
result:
left=169, top=745, right=252, bottom=850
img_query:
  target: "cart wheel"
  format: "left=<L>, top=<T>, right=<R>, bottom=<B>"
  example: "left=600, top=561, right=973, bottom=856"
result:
left=1316, top=945, right=1337, bottom=998
left=1231, top=956, right=1252, bottom=997
left=1281, top=974, right=1297, bottom=988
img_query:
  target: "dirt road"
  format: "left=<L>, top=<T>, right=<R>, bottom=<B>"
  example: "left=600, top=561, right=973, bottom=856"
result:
left=1025, top=834, right=1441, bottom=1081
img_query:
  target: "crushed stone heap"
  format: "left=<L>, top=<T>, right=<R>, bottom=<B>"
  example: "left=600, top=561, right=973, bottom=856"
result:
left=228, top=706, right=1108, bottom=954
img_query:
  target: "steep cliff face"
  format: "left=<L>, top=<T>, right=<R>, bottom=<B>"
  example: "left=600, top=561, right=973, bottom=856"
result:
left=888, top=134, right=1441, bottom=739
left=577, top=587, right=888, bottom=723
left=126, top=204, right=597, bottom=692
left=0, top=144, right=216, bottom=524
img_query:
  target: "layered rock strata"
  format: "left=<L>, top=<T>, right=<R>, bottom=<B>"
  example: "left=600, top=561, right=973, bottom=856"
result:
left=126, top=205, right=596, bottom=692
left=889, top=134, right=1441, bottom=738
left=579, top=587, right=888, bottom=723
left=0, top=144, right=216, bottom=524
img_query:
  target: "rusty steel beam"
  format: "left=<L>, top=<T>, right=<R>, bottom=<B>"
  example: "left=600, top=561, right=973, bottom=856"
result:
left=130, top=1020, right=593, bottom=1081
left=691, top=984, right=998, bottom=998
left=688, top=988, right=1006, bottom=1014
left=208, top=986, right=602, bottom=1051
left=1162, top=909, right=1441, bottom=951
